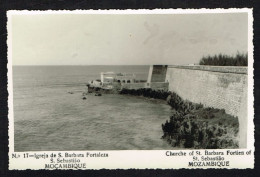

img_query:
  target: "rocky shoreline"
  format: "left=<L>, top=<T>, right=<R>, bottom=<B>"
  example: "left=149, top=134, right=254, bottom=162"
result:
left=120, top=88, right=239, bottom=149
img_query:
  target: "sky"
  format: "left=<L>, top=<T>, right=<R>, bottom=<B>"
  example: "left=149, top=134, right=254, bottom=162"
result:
left=11, top=12, right=248, bottom=65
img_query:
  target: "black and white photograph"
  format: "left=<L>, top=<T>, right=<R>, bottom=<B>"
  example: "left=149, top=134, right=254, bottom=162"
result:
left=7, top=9, right=254, bottom=169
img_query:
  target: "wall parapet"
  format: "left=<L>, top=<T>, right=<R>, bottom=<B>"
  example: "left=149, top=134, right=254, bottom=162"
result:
left=168, top=65, right=248, bottom=74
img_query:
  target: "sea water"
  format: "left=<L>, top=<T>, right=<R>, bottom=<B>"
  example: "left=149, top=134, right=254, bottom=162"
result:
left=12, top=65, right=172, bottom=151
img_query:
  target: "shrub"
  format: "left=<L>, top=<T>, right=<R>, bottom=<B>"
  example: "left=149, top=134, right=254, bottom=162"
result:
left=199, top=52, right=247, bottom=66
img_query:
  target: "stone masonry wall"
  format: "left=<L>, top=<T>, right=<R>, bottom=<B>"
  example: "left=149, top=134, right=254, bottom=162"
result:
left=150, top=82, right=169, bottom=91
left=121, top=83, right=146, bottom=90
left=165, top=65, right=248, bottom=148
left=121, top=82, right=169, bottom=91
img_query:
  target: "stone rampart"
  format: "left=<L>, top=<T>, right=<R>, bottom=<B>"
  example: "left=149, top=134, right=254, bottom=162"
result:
left=150, top=82, right=169, bottom=91
left=121, top=83, right=146, bottom=90
left=121, top=82, right=169, bottom=91
left=165, top=65, right=248, bottom=148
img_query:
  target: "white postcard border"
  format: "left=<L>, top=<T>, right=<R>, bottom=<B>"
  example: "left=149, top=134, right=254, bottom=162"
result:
left=7, top=8, right=254, bottom=170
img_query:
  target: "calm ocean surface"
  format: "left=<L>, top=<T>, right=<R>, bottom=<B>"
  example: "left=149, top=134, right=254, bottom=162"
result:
left=13, top=66, right=172, bottom=151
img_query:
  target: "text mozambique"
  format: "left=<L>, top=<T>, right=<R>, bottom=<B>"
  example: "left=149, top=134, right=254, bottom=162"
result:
left=189, top=161, right=230, bottom=167
left=45, top=163, right=87, bottom=169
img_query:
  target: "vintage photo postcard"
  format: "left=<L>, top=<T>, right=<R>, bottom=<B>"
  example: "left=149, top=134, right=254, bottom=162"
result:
left=7, top=9, right=254, bottom=170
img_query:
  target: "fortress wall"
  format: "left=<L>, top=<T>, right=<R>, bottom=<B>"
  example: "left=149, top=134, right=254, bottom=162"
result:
left=150, top=82, right=169, bottom=91
left=165, top=65, right=248, bottom=148
left=121, top=82, right=169, bottom=91
left=121, top=83, right=146, bottom=90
